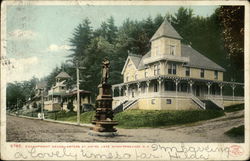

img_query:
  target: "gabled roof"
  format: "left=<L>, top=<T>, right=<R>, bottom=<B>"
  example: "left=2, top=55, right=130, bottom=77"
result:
left=55, top=71, right=71, bottom=79
left=121, top=54, right=142, bottom=74
left=122, top=45, right=225, bottom=72
left=181, top=44, right=226, bottom=72
left=36, top=81, right=47, bottom=89
left=150, top=18, right=182, bottom=41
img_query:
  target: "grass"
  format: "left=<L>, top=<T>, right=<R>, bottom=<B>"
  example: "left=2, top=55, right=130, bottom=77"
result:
left=114, top=109, right=225, bottom=128
left=51, top=109, right=225, bottom=128
left=225, top=125, right=244, bottom=137
left=56, top=111, right=95, bottom=123
left=224, top=104, right=244, bottom=113
left=11, top=108, right=226, bottom=129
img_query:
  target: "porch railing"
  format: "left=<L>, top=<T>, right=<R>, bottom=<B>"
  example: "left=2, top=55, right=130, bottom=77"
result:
left=191, top=94, right=206, bottom=110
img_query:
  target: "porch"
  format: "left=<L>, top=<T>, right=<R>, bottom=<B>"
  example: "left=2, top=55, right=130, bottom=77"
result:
left=112, top=76, right=244, bottom=110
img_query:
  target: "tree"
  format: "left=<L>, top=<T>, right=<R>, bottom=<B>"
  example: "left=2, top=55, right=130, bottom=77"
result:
left=69, top=18, right=93, bottom=63
left=218, top=6, right=244, bottom=82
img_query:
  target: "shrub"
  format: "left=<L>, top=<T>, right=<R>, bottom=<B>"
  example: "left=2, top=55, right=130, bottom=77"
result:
left=225, top=125, right=244, bottom=137
left=114, top=109, right=225, bottom=128
left=224, top=104, right=244, bottom=112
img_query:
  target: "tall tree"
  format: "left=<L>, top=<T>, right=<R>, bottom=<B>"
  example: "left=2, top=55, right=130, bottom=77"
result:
left=69, top=18, right=93, bottom=63
left=218, top=6, right=244, bottom=82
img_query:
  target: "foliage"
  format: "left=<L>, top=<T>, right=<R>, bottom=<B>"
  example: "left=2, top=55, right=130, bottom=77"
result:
left=224, top=103, right=244, bottom=113
left=67, top=101, right=75, bottom=112
left=225, top=125, right=244, bottom=137
left=218, top=6, right=244, bottom=72
left=7, top=77, right=38, bottom=109
left=55, top=111, right=95, bottom=123
left=7, top=7, right=244, bottom=105
left=114, top=109, right=225, bottom=128
left=48, top=109, right=224, bottom=128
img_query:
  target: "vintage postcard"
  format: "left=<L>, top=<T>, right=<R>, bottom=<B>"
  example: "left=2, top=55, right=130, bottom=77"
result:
left=1, top=0, right=249, bottom=160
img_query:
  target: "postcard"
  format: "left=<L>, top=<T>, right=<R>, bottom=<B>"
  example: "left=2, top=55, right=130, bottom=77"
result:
left=1, top=0, right=249, bottom=160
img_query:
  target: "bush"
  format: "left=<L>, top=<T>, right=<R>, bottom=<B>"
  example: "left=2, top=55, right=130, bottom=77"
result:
left=225, top=125, right=244, bottom=137
left=224, top=104, right=244, bottom=112
left=114, top=109, right=225, bottom=128
left=56, top=111, right=95, bottom=123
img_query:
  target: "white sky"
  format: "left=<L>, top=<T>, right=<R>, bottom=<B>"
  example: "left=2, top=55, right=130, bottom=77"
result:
left=4, top=5, right=218, bottom=82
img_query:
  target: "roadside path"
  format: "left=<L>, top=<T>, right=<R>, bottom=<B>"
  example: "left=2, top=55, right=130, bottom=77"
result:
left=6, top=110, right=243, bottom=142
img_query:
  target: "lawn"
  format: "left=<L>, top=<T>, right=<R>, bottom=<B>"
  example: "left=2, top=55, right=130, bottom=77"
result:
left=224, top=104, right=244, bottom=113
left=52, top=109, right=225, bottom=128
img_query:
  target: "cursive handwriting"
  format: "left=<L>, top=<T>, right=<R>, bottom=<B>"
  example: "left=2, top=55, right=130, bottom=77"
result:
left=151, top=143, right=230, bottom=160
left=13, top=144, right=232, bottom=160
left=27, top=147, right=77, bottom=160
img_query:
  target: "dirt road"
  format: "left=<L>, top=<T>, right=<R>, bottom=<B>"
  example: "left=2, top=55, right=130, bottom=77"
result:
left=6, top=110, right=244, bottom=142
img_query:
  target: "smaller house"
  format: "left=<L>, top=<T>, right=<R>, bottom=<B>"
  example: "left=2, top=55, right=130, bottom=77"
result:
left=24, top=81, right=47, bottom=110
left=43, top=71, right=92, bottom=111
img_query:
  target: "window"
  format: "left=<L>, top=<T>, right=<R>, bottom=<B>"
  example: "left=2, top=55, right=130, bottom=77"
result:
left=200, top=69, right=205, bottom=78
left=168, top=63, right=177, bottom=75
left=145, top=69, right=148, bottom=78
left=151, top=99, right=156, bottom=104
left=214, top=71, right=218, bottom=80
left=154, top=83, right=158, bottom=92
left=186, top=67, right=190, bottom=76
left=126, top=75, right=129, bottom=81
left=166, top=99, right=172, bottom=104
left=170, top=45, right=175, bottom=55
left=134, top=74, right=138, bottom=80
left=154, top=64, right=160, bottom=76
left=155, top=46, right=160, bottom=55
left=173, top=64, right=177, bottom=74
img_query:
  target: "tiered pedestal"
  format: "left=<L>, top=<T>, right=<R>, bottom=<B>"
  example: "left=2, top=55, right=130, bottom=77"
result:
left=88, top=84, right=118, bottom=137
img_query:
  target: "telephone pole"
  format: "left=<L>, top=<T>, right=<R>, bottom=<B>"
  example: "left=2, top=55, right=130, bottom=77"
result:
left=76, top=65, right=80, bottom=125
left=67, top=60, right=86, bottom=125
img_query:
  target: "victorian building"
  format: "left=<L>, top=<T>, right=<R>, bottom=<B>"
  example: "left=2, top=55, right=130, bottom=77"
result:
left=112, top=19, right=244, bottom=111
left=42, top=71, right=92, bottom=111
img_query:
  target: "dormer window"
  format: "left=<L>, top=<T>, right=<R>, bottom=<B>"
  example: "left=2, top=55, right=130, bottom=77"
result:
left=170, top=45, right=176, bottom=55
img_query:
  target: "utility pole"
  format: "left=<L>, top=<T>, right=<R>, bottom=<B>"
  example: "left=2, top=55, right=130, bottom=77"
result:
left=67, top=60, right=86, bottom=125
left=41, top=88, right=44, bottom=119
left=76, top=63, right=80, bottom=125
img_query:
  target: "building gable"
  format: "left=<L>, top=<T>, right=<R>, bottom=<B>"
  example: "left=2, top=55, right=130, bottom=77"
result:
left=121, top=57, right=139, bottom=75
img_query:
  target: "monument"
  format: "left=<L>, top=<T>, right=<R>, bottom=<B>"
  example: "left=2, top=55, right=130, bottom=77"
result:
left=88, top=58, right=118, bottom=136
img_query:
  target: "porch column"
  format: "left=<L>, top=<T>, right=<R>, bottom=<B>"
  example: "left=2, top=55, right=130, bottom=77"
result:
left=125, top=84, right=129, bottom=97
left=146, top=80, right=150, bottom=94
left=174, top=79, right=180, bottom=110
left=119, top=86, right=122, bottom=96
left=188, top=80, right=194, bottom=94
left=219, top=83, right=224, bottom=97
left=137, top=82, right=141, bottom=96
left=230, top=84, right=236, bottom=102
left=206, top=82, right=212, bottom=96
left=112, top=87, right=115, bottom=97
left=158, top=77, right=163, bottom=94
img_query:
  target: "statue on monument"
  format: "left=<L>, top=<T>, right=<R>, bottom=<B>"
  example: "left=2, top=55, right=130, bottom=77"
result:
left=88, top=57, right=118, bottom=137
left=101, top=57, right=110, bottom=84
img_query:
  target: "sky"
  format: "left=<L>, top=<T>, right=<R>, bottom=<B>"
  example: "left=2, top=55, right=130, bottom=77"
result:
left=4, top=4, right=219, bottom=83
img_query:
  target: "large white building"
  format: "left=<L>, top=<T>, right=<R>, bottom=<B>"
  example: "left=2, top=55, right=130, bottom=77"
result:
left=112, top=19, right=244, bottom=112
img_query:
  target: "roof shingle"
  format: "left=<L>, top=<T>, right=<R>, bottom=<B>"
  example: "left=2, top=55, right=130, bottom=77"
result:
left=150, top=19, right=182, bottom=41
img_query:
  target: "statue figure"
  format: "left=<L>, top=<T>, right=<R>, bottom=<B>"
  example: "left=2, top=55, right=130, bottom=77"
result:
left=101, top=58, right=110, bottom=84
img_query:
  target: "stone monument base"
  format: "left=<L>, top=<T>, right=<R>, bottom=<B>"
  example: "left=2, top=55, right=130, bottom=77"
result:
left=88, top=130, right=118, bottom=137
